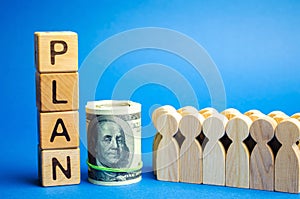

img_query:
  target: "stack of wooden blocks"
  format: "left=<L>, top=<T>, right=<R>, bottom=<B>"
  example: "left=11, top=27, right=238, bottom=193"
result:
left=35, top=31, right=80, bottom=186
left=152, top=105, right=300, bottom=193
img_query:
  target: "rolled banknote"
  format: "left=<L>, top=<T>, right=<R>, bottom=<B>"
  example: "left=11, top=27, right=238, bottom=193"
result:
left=86, top=100, right=142, bottom=186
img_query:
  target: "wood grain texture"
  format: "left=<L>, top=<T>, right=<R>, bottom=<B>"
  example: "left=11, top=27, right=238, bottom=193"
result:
left=152, top=132, right=162, bottom=176
left=275, top=118, right=300, bottom=193
left=36, top=72, right=79, bottom=112
left=202, top=113, right=228, bottom=186
left=39, top=111, right=79, bottom=149
left=39, top=148, right=80, bottom=186
left=179, top=110, right=204, bottom=184
left=225, top=115, right=252, bottom=188
left=156, top=112, right=181, bottom=182
left=249, top=116, right=277, bottom=191
left=34, top=32, right=78, bottom=73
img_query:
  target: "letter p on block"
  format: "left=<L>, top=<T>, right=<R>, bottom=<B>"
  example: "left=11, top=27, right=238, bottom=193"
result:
left=35, top=32, right=78, bottom=73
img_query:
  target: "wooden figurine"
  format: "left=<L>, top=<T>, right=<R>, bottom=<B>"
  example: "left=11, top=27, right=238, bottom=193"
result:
left=179, top=108, right=204, bottom=184
left=244, top=110, right=263, bottom=117
left=275, top=118, right=300, bottom=193
left=291, top=113, right=300, bottom=120
left=268, top=111, right=289, bottom=124
left=221, top=108, right=241, bottom=120
left=202, top=113, right=227, bottom=186
left=249, top=115, right=277, bottom=191
left=199, top=107, right=218, bottom=119
left=268, top=111, right=287, bottom=118
left=156, top=111, right=181, bottom=182
left=152, top=105, right=177, bottom=176
left=225, top=115, right=252, bottom=188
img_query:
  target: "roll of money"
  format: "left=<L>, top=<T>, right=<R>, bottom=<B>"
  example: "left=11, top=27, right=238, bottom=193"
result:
left=86, top=100, right=142, bottom=186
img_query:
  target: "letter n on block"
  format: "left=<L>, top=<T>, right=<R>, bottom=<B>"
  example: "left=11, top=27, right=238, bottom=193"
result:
left=36, top=72, right=79, bottom=112
left=39, top=148, right=80, bottom=186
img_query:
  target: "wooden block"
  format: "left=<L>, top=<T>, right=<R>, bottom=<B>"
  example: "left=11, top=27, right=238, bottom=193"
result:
left=225, top=115, right=252, bottom=188
left=202, top=113, right=227, bottom=186
left=39, top=111, right=79, bottom=149
left=179, top=110, right=204, bottom=184
left=156, top=112, right=181, bottom=182
left=36, top=72, right=79, bottom=112
left=275, top=118, right=300, bottom=193
left=249, top=116, right=277, bottom=191
left=34, top=32, right=78, bottom=73
left=39, top=148, right=80, bottom=186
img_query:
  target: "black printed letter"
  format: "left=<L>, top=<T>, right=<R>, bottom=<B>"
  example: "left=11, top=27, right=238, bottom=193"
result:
left=52, top=156, right=71, bottom=180
left=50, top=118, right=71, bottom=142
left=50, top=40, right=68, bottom=65
left=52, top=80, right=68, bottom=104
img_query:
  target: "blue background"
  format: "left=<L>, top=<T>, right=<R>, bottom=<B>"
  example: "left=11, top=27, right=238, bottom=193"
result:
left=1, top=0, right=300, bottom=198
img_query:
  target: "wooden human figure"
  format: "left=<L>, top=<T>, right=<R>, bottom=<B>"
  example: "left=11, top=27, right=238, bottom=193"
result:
left=244, top=110, right=263, bottom=117
left=179, top=109, right=204, bottom=184
left=291, top=113, right=300, bottom=120
left=177, top=106, right=198, bottom=115
left=275, top=118, right=300, bottom=193
left=268, top=111, right=289, bottom=124
left=226, top=115, right=252, bottom=188
left=268, top=111, right=287, bottom=118
left=152, top=105, right=176, bottom=176
left=249, top=116, right=277, bottom=191
left=156, top=112, right=181, bottom=182
left=221, top=108, right=241, bottom=120
left=202, top=113, right=228, bottom=185
left=199, top=107, right=218, bottom=119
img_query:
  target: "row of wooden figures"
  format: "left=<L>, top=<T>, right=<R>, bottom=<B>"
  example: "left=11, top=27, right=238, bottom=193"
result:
left=152, top=106, right=300, bottom=193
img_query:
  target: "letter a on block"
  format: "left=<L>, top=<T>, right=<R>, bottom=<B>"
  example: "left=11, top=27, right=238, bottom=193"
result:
left=39, top=148, right=80, bottom=186
left=50, top=118, right=71, bottom=142
left=39, top=111, right=79, bottom=149
left=34, top=32, right=78, bottom=73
